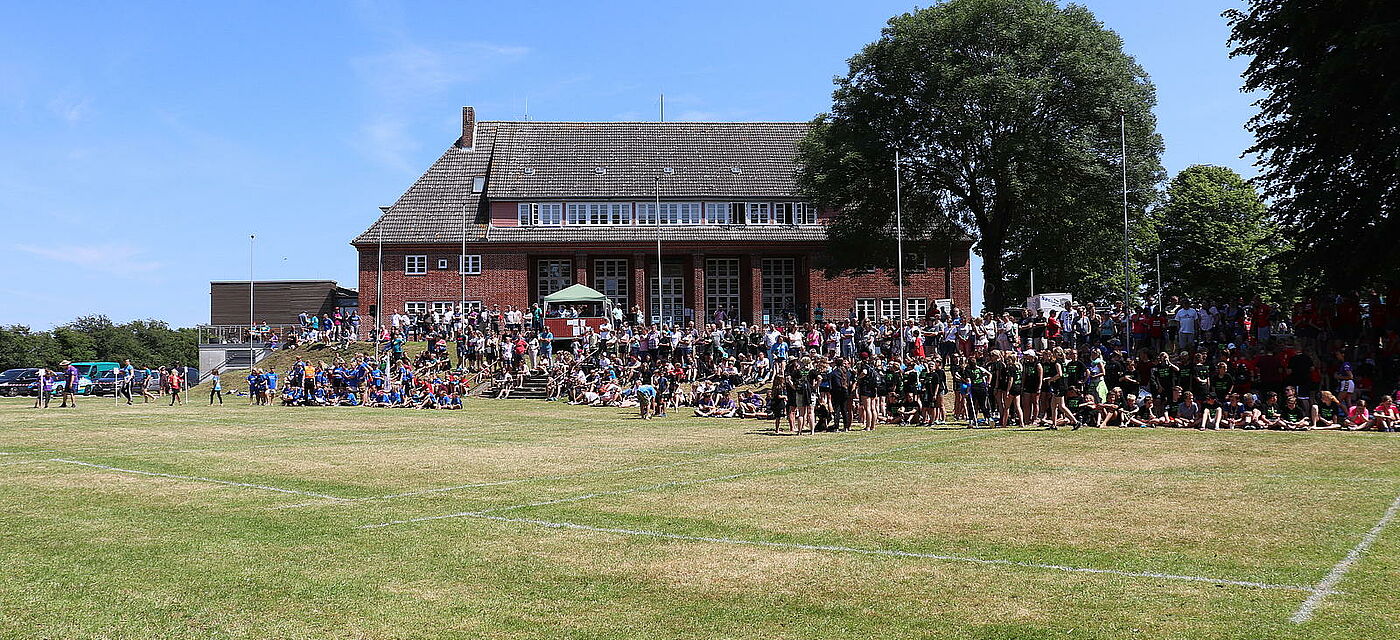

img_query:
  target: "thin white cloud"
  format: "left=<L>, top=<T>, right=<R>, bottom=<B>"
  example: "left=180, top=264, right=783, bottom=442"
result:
left=16, top=243, right=162, bottom=277
left=48, top=96, right=91, bottom=123
left=351, top=42, right=528, bottom=104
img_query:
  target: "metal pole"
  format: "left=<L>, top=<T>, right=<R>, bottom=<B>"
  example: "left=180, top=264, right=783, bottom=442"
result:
left=249, top=234, right=255, bottom=367
left=894, top=150, right=904, bottom=321
left=376, top=216, right=383, bottom=344
left=460, top=202, right=468, bottom=313
left=655, top=176, right=662, bottom=325
left=1120, top=111, right=1131, bottom=353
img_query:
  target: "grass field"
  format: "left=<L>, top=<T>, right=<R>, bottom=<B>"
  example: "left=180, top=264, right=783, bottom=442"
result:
left=2, top=397, right=1398, bottom=639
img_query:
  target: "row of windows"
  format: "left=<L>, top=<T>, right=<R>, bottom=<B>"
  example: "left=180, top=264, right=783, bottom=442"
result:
left=405, top=254, right=482, bottom=276
left=516, top=202, right=817, bottom=226
left=403, top=301, right=484, bottom=317
left=851, top=298, right=955, bottom=320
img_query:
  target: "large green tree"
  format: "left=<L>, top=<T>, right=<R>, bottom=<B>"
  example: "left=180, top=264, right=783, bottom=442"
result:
left=1226, top=0, right=1400, bottom=286
left=797, top=0, right=1164, bottom=310
left=1156, top=165, right=1285, bottom=301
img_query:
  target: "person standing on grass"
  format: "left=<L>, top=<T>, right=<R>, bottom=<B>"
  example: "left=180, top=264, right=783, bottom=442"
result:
left=208, top=368, right=223, bottom=405
left=118, top=359, right=135, bottom=405
left=167, top=367, right=184, bottom=406
left=58, top=360, right=79, bottom=408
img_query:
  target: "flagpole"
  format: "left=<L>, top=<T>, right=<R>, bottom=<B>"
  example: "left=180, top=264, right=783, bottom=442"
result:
left=895, top=151, right=905, bottom=321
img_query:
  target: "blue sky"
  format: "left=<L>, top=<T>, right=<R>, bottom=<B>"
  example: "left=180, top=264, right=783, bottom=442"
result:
left=0, top=0, right=1256, bottom=328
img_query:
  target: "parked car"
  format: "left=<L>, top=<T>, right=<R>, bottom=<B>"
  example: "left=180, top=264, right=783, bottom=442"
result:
left=66, top=362, right=118, bottom=395
left=92, top=369, right=152, bottom=396
left=0, top=368, right=39, bottom=397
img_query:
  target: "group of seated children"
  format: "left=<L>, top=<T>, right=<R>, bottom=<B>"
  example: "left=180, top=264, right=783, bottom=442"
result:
left=1061, top=385, right=1398, bottom=431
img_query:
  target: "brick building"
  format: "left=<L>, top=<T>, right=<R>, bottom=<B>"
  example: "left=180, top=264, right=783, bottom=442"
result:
left=352, top=107, right=971, bottom=328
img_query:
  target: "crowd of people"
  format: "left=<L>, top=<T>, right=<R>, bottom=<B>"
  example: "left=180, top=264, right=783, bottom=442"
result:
left=209, top=290, right=1399, bottom=436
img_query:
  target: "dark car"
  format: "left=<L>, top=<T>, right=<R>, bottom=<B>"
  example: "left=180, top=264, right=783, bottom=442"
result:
left=92, top=369, right=152, bottom=396
left=0, top=368, right=40, bottom=397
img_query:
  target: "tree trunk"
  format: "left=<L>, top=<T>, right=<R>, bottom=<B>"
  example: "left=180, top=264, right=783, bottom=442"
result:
left=980, top=231, right=1007, bottom=312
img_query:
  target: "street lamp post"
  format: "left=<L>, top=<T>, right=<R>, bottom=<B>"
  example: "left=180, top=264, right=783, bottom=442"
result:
left=895, top=150, right=905, bottom=322
left=1120, top=111, right=1132, bottom=353
left=248, top=234, right=255, bottom=367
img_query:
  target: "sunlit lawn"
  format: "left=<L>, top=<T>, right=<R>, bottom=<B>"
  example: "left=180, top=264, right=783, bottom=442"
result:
left=1, top=397, right=1397, bottom=639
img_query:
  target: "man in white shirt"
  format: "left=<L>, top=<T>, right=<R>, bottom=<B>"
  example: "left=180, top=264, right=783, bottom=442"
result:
left=1174, top=302, right=1199, bottom=350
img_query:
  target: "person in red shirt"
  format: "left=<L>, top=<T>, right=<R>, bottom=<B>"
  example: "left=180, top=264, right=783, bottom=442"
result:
left=1251, top=296, right=1272, bottom=346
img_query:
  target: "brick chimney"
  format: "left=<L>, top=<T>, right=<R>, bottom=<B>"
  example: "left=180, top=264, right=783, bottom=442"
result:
left=457, top=106, right=476, bottom=149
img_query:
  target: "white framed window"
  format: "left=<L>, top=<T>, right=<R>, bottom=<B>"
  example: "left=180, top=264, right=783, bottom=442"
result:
left=404, top=302, right=427, bottom=319
left=536, top=259, right=573, bottom=300
left=635, top=202, right=658, bottom=225
left=904, top=252, right=928, bottom=271
left=773, top=203, right=791, bottom=225
left=593, top=259, right=630, bottom=309
left=935, top=298, right=954, bottom=315
left=746, top=202, right=771, bottom=225
left=659, top=202, right=701, bottom=224
left=462, top=300, right=484, bottom=313
left=460, top=254, right=482, bottom=275
left=431, top=301, right=456, bottom=316
left=437, top=258, right=449, bottom=270
left=907, top=298, right=929, bottom=320
left=760, top=257, right=796, bottom=318
left=517, top=202, right=562, bottom=225
left=568, top=202, right=630, bottom=225
left=405, top=255, right=427, bottom=275
left=705, top=202, right=731, bottom=224
left=880, top=298, right=903, bottom=320
left=854, top=298, right=877, bottom=321
left=794, top=203, right=818, bottom=225
left=705, top=258, right=741, bottom=320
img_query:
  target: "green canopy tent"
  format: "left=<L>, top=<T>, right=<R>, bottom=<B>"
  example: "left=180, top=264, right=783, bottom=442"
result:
left=542, top=283, right=613, bottom=320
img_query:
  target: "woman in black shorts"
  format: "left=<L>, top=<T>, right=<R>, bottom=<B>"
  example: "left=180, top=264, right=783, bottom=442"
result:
left=1021, top=351, right=1042, bottom=427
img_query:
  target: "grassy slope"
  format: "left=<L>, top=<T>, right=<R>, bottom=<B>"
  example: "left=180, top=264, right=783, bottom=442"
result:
left=1, top=399, right=1397, bottom=639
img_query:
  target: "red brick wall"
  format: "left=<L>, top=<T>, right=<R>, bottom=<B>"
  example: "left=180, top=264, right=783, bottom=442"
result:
left=356, top=246, right=528, bottom=331
left=356, top=240, right=972, bottom=329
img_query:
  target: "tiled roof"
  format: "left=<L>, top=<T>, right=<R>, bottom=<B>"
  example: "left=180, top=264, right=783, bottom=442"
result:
left=486, top=121, right=810, bottom=199
left=351, top=123, right=499, bottom=246
left=484, top=225, right=827, bottom=244
left=352, top=119, right=817, bottom=246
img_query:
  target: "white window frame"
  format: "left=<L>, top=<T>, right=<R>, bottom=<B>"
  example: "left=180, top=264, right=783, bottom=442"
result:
left=705, top=202, right=732, bottom=225
left=635, top=202, right=658, bottom=225
left=405, top=255, right=427, bottom=275
left=460, top=254, right=482, bottom=275
left=593, top=258, right=630, bottom=309
left=773, top=202, right=791, bottom=225
left=705, top=258, right=741, bottom=320
left=536, top=259, right=573, bottom=300
left=854, top=298, right=877, bottom=321
left=746, top=202, right=772, bottom=225
left=404, top=301, right=427, bottom=319
left=461, top=300, right=484, bottom=313
left=431, top=301, right=456, bottom=316
left=437, top=258, right=449, bottom=270
left=880, top=298, right=903, bottom=320
left=907, top=298, right=929, bottom=320
left=517, top=202, right=562, bottom=226
left=569, top=202, right=630, bottom=225
left=794, top=203, right=817, bottom=225
left=658, top=202, right=701, bottom=225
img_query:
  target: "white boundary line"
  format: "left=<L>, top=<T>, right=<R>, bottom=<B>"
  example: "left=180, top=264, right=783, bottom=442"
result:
left=49, top=458, right=352, bottom=501
left=1289, top=490, right=1400, bottom=623
left=461, top=513, right=1316, bottom=593
left=865, top=458, right=1400, bottom=484
left=361, top=433, right=996, bottom=528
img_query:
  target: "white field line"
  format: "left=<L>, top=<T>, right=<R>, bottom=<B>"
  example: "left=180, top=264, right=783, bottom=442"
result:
left=279, top=430, right=919, bottom=509
left=1289, top=490, right=1400, bottom=623
left=460, top=512, right=1317, bottom=593
left=360, top=433, right=995, bottom=529
left=49, top=458, right=352, bottom=501
left=866, top=458, right=1400, bottom=484
left=0, top=459, right=49, bottom=468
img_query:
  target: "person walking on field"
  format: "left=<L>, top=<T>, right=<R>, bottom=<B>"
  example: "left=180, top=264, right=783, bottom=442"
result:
left=167, top=367, right=184, bottom=406
left=209, top=369, right=223, bottom=405
left=58, top=360, right=80, bottom=408
left=119, top=359, right=135, bottom=405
